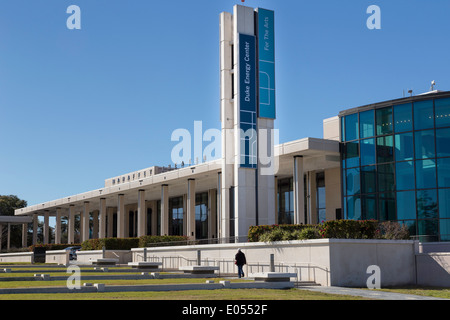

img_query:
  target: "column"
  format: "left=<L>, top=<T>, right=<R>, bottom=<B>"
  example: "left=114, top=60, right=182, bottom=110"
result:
left=55, top=208, right=62, bottom=244
left=6, top=223, right=11, bottom=251
left=32, top=214, right=38, bottom=245
left=160, top=185, right=169, bottom=236
left=0, top=224, right=3, bottom=250
left=117, top=194, right=125, bottom=238
left=22, top=223, right=28, bottom=248
left=150, top=201, right=157, bottom=235
left=137, top=190, right=146, bottom=237
left=99, top=198, right=106, bottom=239
left=293, top=156, right=305, bottom=224
left=274, top=176, right=278, bottom=224
left=43, top=211, right=49, bottom=244
left=68, top=205, right=75, bottom=244
left=107, top=207, right=114, bottom=238
left=82, top=202, right=90, bottom=242
left=187, top=179, right=196, bottom=239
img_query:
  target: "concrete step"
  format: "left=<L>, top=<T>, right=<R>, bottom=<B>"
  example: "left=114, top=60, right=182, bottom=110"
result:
left=295, top=281, right=321, bottom=287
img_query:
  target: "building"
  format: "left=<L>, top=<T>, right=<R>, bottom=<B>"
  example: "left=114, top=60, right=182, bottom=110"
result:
left=8, top=5, right=450, bottom=247
left=340, top=90, right=450, bottom=242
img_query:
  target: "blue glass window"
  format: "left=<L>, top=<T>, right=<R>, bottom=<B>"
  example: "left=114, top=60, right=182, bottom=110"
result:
left=378, top=163, right=395, bottom=192
left=361, top=195, right=377, bottom=220
left=346, top=168, right=360, bottom=196
left=417, top=189, right=438, bottom=219
left=414, top=100, right=434, bottom=130
left=395, top=132, right=414, bottom=161
left=396, top=191, right=416, bottom=220
left=435, top=98, right=450, bottom=128
left=414, top=130, right=435, bottom=159
left=376, top=135, right=394, bottom=163
left=346, top=196, right=361, bottom=220
left=345, top=113, right=359, bottom=141
left=437, top=158, right=450, bottom=188
left=418, top=219, right=438, bottom=242
left=359, top=110, right=374, bottom=138
left=344, top=141, right=359, bottom=168
left=361, top=166, right=376, bottom=194
left=436, top=127, right=450, bottom=158
left=360, top=138, right=376, bottom=166
left=376, top=107, right=393, bottom=135
left=396, top=161, right=415, bottom=191
left=439, top=189, right=450, bottom=219
left=440, top=219, right=450, bottom=241
left=378, top=192, right=395, bottom=221
left=394, top=103, right=413, bottom=132
left=415, top=159, right=437, bottom=189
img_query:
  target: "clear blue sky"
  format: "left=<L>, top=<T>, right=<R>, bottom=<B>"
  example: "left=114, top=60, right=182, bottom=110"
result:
left=1, top=0, right=449, bottom=206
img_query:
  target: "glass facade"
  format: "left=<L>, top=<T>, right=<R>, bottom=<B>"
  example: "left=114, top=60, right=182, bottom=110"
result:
left=340, top=95, right=450, bottom=242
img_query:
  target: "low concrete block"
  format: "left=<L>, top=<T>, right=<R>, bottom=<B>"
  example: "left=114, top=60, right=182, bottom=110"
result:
left=179, top=266, right=219, bottom=274
left=249, top=272, right=297, bottom=282
left=128, top=262, right=162, bottom=270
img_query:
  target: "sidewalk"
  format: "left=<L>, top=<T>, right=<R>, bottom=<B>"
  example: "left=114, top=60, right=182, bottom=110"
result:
left=298, top=286, right=449, bottom=300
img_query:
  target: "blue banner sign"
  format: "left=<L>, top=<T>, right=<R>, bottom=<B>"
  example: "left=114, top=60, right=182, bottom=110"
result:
left=239, top=33, right=257, bottom=169
left=257, top=8, right=276, bottom=119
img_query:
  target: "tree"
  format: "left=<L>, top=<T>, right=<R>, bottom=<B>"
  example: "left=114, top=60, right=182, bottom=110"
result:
left=0, top=195, right=28, bottom=250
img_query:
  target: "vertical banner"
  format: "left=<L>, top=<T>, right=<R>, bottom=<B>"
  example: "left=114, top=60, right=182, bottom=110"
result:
left=257, top=8, right=276, bottom=119
left=239, top=33, right=257, bottom=169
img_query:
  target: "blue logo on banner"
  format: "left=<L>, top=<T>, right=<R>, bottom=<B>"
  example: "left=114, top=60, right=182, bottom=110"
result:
left=239, top=33, right=257, bottom=169
left=257, top=8, right=276, bottom=119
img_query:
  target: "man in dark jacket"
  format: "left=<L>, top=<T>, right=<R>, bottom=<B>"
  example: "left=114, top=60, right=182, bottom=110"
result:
left=235, top=248, right=247, bottom=278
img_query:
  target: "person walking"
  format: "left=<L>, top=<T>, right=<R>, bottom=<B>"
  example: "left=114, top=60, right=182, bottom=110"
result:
left=235, top=248, right=247, bottom=278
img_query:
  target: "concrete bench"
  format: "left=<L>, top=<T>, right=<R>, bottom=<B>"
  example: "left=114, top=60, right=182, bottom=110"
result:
left=179, top=266, right=219, bottom=275
left=128, top=262, right=162, bottom=270
left=249, top=272, right=297, bottom=282
left=90, top=258, right=119, bottom=266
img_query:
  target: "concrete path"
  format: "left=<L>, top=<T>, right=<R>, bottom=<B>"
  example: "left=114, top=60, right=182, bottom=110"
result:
left=298, top=286, right=449, bottom=300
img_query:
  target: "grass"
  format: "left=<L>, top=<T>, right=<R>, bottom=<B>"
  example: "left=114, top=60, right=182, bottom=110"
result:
left=373, top=286, right=450, bottom=299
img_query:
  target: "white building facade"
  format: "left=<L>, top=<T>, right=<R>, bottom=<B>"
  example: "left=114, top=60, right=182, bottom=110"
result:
left=12, top=5, right=342, bottom=246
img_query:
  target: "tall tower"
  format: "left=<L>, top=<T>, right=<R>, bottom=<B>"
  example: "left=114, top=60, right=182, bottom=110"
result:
left=220, top=5, right=277, bottom=242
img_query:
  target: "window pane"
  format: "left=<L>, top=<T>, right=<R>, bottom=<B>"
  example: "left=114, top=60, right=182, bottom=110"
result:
left=395, top=132, right=414, bottom=161
left=415, top=159, right=437, bottom=189
left=418, top=219, right=438, bottom=242
left=360, top=138, right=375, bottom=166
left=401, top=220, right=417, bottom=237
left=417, top=189, right=438, bottom=219
left=415, top=129, right=435, bottom=159
left=396, top=161, right=415, bottom=191
left=435, top=98, right=450, bottom=128
left=361, top=195, right=377, bottom=220
left=436, top=127, right=450, bottom=157
left=440, top=219, right=450, bottom=241
left=394, top=103, right=413, bottom=132
left=378, top=163, right=395, bottom=192
left=361, top=166, right=376, bottom=194
left=378, top=192, right=395, bottom=221
left=344, top=141, right=359, bottom=168
left=439, top=189, right=450, bottom=219
left=397, top=191, right=416, bottom=220
left=376, top=107, right=393, bottom=135
left=345, top=113, right=359, bottom=141
left=437, top=158, right=450, bottom=188
left=377, top=135, right=394, bottom=163
left=360, top=110, right=374, bottom=138
left=346, top=196, right=361, bottom=220
left=346, top=168, right=360, bottom=196
left=414, top=100, right=434, bottom=130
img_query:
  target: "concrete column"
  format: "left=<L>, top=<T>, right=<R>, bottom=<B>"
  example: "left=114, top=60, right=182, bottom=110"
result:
left=55, top=208, right=62, bottom=244
left=43, top=211, right=50, bottom=244
left=82, top=202, right=90, bottom=242
left=117, top=194, right=125, bottom=238
left=187, top=179, right=196, bottom=239
left=99, top=198, right=106, bottom=239
left=274, top=176, right=278, bottom=224
left=68, top=205, right=75, bottom=244
left=22, top=223, right=28, bottom=248
left=137, top=190, right=146, bottom=237
left=160, top=185, right=169, bottom=236
left=293, top=156, right=305, bottom=224
left=32, top=214, right=38, bottom=245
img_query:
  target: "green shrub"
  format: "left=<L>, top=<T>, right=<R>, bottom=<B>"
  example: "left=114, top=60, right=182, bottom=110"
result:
left=297, top=227, right=320, bottom=240
left=376, top=221, right=410, bottom=240
left=138, top=235, right=189, bottom=247
left=318, top=220, right=378, bottom=239
left=81, top=238, right=139, bottom=251
left=28, top=243, right=82, bottom=252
